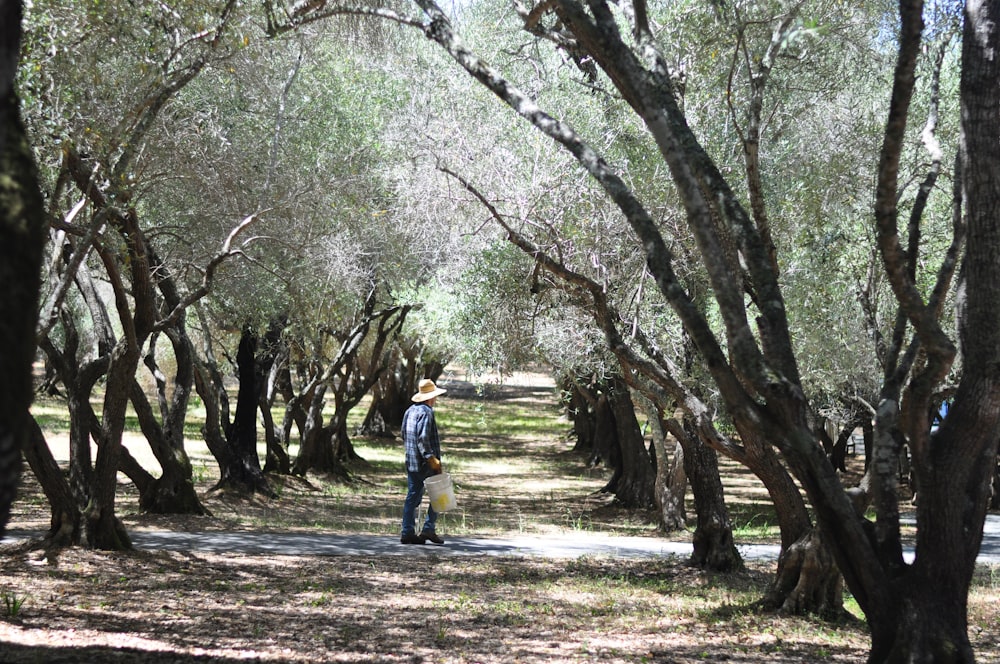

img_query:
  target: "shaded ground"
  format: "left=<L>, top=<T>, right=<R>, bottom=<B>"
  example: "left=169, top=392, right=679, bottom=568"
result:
left=2, top=370, right=998, bottom=663
left=0, top=549, right=866, bottom=664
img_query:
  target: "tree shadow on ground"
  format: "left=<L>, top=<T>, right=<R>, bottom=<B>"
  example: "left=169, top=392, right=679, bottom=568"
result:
left=0, top=643, right=286, bottom=663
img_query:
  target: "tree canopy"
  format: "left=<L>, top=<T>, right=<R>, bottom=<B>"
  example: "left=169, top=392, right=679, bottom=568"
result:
left=4, top=0, right=999, bottom=661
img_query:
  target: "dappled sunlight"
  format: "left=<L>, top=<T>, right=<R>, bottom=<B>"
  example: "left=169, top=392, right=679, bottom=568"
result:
left=0, top=551, right=874, bottom=663
left=12, top=372, right=1000, bottom=662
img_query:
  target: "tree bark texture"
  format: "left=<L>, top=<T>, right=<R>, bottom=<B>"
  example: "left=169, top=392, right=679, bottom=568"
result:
left=293, top=384, right=351, bottom=479
left=765, top=529, right=843, bottom=617
left=214, top=327, right=274, bottom=497
left=0, top=0, right=47, bottom=540
left=357, top=350, right=410, bottom=438
left=607, top=378, right=656, bottom=508
left=86, top=342, right=137, bottom=550
left=194, top=357, right=238, bottom=478
left=591, top=392, right=621, bottom=487
left=130, top=378, right=207, bottom=515
left=566, top=379, right=598, bottom=456
left=256, top=318, right=292, bottom=474
left=673, top=418, right=741, bottom=572
left=641, top=402, right=686, bottom=532
left=22, top=418, right=81, bottom=547
left=38, top=329, right=99, bottom=512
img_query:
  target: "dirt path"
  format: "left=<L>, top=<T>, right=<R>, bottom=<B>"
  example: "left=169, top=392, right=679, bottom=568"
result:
left=4, top=529, right=774, bottom=560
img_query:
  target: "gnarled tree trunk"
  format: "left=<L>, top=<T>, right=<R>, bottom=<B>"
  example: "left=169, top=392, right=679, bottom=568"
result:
left=670, top=417, right=741, bottom=572
left=212, top=327, right=274, bottom=497
left=0, top=1, right=46, bottom=539
left=566, top=377, right=599, bottom=456
left=640, top=399, right=686, bottom=532
left=293, top=383, right=350, bottom=479
left=23, top=418, right=81, bottom=547
left=357, top=349, right=410, bottom=438
left=130, top=328, right=207, bottom=514
left=606, top=377, right=655, bottom=508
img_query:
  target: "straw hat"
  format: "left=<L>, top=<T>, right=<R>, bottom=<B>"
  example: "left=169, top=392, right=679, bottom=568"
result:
left=412, top=378, right=447, bottom=403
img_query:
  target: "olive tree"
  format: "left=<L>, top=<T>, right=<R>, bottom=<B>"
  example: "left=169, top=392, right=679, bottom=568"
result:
left=415, top=1, right=992, bottom=661
left=17, top=0, right=259, bottom=547
left=0, top=0, right=47, bottom=541
left=272, top=0, right=997, bottom=658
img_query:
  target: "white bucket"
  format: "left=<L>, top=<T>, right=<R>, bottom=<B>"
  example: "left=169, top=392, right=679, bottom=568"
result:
left=424, top=472, right=457, bottom=512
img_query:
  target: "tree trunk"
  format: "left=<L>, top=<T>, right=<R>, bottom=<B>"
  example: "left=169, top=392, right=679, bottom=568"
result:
left=67, top=379, right=95, bottom=507
left=260, top=388, right=290, bottom=474
left=357, top=351, right=408, bottom=438
left=334, top=416, right=363, bottom=463
left=39, top=263, right=110, bottom=513
left=663, top=436, right=687, bottom=528
left=213, top=327, right=274, bottom=497
left=129, top=379, right=208, bottom=514
left=567, top=379, right=598, bottom=455
left=751, top=439, right=844, bottom=615
left=605, top=378, right=655, bottom=508
left=861, top=419, right=991, bottom=663
left=85, top=341, right=136, bottom=551
left=23, top=418, right=81, bottom=547
left=656, top=415, right=741, bottom=572
left=256, top=318, right=291, bottom=474
left=293, top=384, right=350, bottom=478
left=591, top=393, right=621, bottom=489
left=37, top=322, right=103, bottom=542
left=641, top=400, right=686, bottom=531
left=0, top=1, right=47, bottom=539
left=117, top=445, right=155, bottom=496
left=261, top=340, right=291, bottom=474
left=862, top=416, right=874, bottom=471
left=356, top=380, right=395, bottom=438
left=765, top=529, right=843, bottom=617
left=293, top=385, right=354, bottom=478
left=140, top=459, right=208, bottom=515
left=133, top=321, right=209, bottom=513
left=273, top=355, right=307, bottom=468
left=194, top=357, right=237, bottom=478
left=830, top=420, right=859, bottom=473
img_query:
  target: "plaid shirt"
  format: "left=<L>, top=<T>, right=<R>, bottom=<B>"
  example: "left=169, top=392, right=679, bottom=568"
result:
left=402, top=403, right=441, bottom=472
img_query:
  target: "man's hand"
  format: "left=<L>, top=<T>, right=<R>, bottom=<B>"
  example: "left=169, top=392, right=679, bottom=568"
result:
left=427, top=456, right=442, bottom=474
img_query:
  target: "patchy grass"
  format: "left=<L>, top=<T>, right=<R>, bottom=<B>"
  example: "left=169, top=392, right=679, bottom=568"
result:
left=3, top=371, right=999, bottom=663
left=0, top=549, right=872, bottom=663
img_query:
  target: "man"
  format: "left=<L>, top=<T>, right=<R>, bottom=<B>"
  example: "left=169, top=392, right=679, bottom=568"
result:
left=400, top=378, right=447, bottom=545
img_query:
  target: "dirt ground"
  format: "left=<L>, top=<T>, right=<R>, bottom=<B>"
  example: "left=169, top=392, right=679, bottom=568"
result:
left=0, top=372, right=997, bottom=663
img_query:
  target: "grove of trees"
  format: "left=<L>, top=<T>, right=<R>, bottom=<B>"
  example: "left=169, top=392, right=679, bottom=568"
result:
left=2, top=0, right=999, bottom=662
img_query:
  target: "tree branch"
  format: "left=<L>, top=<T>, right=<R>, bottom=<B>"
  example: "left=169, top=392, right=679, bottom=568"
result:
left=439, top=163, right=748, bottom=463
left=153, top=212, right=263, bottom=332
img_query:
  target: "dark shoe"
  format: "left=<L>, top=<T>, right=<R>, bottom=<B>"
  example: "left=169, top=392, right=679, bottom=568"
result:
left=400, top=533, right=426, bottom=545
left=420, top=530, right=444, bottom=545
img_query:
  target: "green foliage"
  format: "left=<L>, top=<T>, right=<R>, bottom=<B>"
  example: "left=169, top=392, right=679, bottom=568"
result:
left=451, top=241, right=541, bottom=372
left=1, top=589, right=27, bottom=619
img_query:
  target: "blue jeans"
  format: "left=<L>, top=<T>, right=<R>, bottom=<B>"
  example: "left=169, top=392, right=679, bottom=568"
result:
left=401, top=469, right=438, bottom=536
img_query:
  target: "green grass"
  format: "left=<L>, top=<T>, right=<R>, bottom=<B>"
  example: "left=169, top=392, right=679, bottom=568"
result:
left=1, top=589, right=27, bottom=619
left=726, top=503, right=782, bottom=542
left=13, top=375, right=1000, bottom=663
